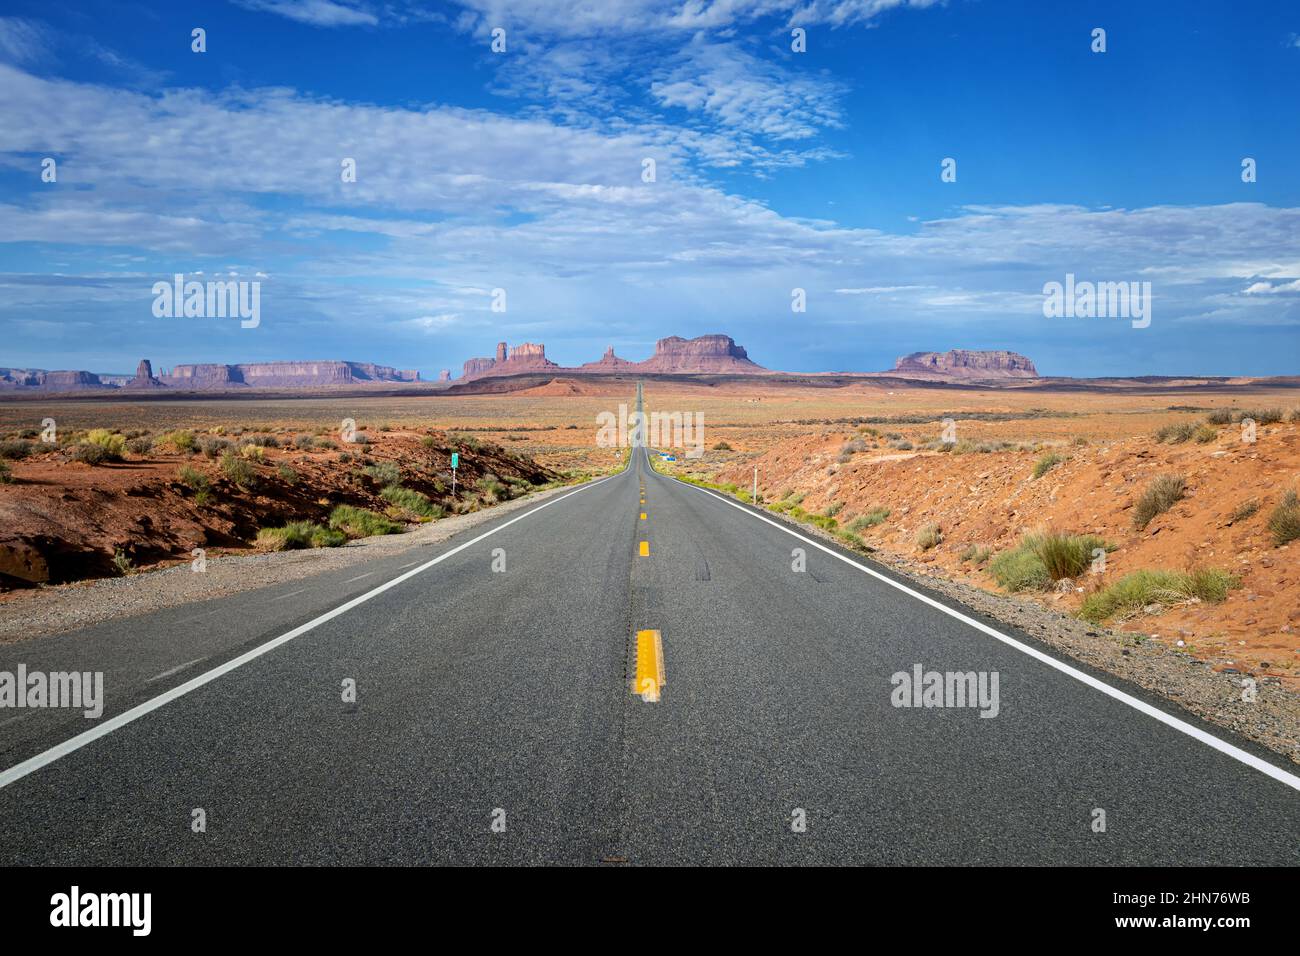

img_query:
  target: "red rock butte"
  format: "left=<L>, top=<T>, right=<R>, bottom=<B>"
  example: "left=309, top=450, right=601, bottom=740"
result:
left=460, top=334, right=765, bottom=380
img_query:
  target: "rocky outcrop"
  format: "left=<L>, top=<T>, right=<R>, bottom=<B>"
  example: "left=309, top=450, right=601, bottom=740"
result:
left=161, top=361, right=418, bottom=388
left=462, top=342, right=560, bottom=380
left=580, top=346, right=636, bottom=371
left=636, top=335, right=764, bottom=374
left=124, top=358, right=163, bottom=389
left=890, top=350, right=1039, bottom=380
left=438, top=369, right=451, bottom=382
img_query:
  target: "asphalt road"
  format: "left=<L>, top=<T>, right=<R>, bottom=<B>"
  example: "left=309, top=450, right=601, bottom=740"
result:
left=1, top=396, right=1298, bottom=864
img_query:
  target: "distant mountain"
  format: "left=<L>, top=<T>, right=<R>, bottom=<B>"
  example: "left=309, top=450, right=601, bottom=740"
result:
left=460, top=334, right=765, bottom=380
left=882, top=350, right=1039, bottom=381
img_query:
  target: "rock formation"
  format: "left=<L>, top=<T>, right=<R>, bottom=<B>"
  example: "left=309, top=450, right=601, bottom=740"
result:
left=890, top=350, right=1039, bottom=380
left=161, top=361, right=418, bottom=388
left=635, top=335, right=764, bottom=374
left=461, top=342, right=559, bottom=379
left=580, top=346, right=636, bottom=371
left=438, top=369, right=451, bottom=382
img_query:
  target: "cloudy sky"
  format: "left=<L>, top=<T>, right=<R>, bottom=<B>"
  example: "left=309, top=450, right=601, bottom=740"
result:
left=1, top=0, right=1298, bottom=378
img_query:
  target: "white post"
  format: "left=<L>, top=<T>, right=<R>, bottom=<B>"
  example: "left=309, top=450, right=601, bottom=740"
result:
left=752, top=467, right=758, bottom=505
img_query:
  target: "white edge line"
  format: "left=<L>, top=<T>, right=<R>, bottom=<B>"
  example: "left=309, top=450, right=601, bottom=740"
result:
left=658, top=456, right=1300, bottom=794
left=0, top=472, right=621, bottom=790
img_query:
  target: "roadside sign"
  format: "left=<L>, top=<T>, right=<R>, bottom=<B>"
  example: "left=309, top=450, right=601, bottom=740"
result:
left=451, top=452, right=459, bottom=469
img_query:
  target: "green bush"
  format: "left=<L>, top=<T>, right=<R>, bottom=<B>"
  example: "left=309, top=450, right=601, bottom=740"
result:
left=86, top=429, right=126, bottom=460
left=848, top=507, right=890, bottom=531
left=0, top=439, right=33, bottom=459
left=277, top=464, right=299, bottom=484
left=220, top=453, right=258, bottom=489
left=989, top=546, right=1051, bottom=592
left=380, top=484, right=442, bottom=518
left=363, top=461, right=402, bottom=487
left=255, top=521, right=346, bottom=551
left=1267, top=490, right=1300, bottom=546
left=166, top=429, right=197, bottom=453
left=71, top=443, right=110, bottom=465
left=1079, top=568, right=1240, bottom=623
left=959, top=544, right=991, bottom=565
left=1192, top=424, right=1218, bottom=444
left=1033, top=451, right=1065, bottom=478
left=1153, top=422, right=1196, bottom=444
left=328, top=505, right=402, bottom=537
left=1133, top=474, right=1186, bottom=530
left=126, top=435, right=154, bottom=455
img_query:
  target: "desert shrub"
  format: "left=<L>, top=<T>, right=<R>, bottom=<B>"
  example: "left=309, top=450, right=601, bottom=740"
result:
left=714, top=441, right=734, bottom=451
left=959, top=544, right=992, bottom=565
left=1154, top=422, right=1196, bottom=444
left=318, top=438, right=338, bottom=450
left=220, top=453, right=257, bottom=488
left=244, top=434, right=279, bottom=448
left=839, top=439, right=865, bottom=456
left=363, top=461, right=402, bottom=487
left=848, top=507, right=889, bottom=531
left=126, top=435, right=154, bottom=455
left=165, top=429, right=197, bottom=453
left=1267, top=490, right=1300, bottom=546
left=1133, top=474, right=1186, bottom=530
left=328, top=505, right=402, bottom=537
left=277, top=464, right=298, bottom=484
left=112, top=549, right=133, bottom=575
left=0, top=440, right=32, bottom=460
left=294, top=434, right=315, bottom=449
left=207, top=425, right=226, bottom=435
left=0, top=460, right=11, bottom=483
left=350, top=432, right=371, bottom=445
left=478, top=475, right=509, bottom=503
left=1228, top=499, right=1258, bottom=523
left=419, top=435, right=437, bottom=449
left=1079, top=568, right=1240, bottom=623
left=255, top=521, right=345, bottom=551
left=1033, top=452, right=1064, bottom=478
left=1205, top=408, right=1234, bottom=425
left=889, top=438, right=914, bottom=451
left=380, top=484, right=441, bottom=518
left=86, top=429, right=126, bottom=460
left=198, top=435, right=233, bottom=458
left=838, top=531, right=869, bottom=551
left=1071, top=435, right=1088, bottom=446
left=1191, top=424, right=1217, bottom=444
left=989, top=546, right=1051, bottom=592
left=825, top=501, right=844, bottom=518
left=240, top=444, right=266, bottom=462
left=1246, top=408, right=1284, bottom=425
left=916, top=523, right=942, bottom=550
left=178, top=464, right=209, bottom=490
left=71, top=443, right=110, bottom=465
left=1027, top=531, right=1108, bottom=580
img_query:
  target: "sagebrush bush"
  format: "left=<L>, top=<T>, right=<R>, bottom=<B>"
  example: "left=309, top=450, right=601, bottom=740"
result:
left=380, top=484, right=441, bottom=518
left=363, top=461, right=401, bottom=486
left=848, top=507, right=889, bottom=532
left=1079, top=568, right=1239, bottom=623
left=0, top=440, right=32, bottom=460
left=1153, top=422, right=1196, bottom=444
left=329, top=505, right=402, bottom=537
left=1267, top=490, right=1300, bottom=546
left=1033, top=451, right=1064, bottom=478
left=916, top=523, right=942, bottom=550
left=220, top=453, right=257, bottom=488
left=256, top=521, right=345, bottom=551
left=86, top=429, right=125, bottom=460
left=166, top=429, right=197, bottom=453
left=1133, top=474, right=1186, bottom=530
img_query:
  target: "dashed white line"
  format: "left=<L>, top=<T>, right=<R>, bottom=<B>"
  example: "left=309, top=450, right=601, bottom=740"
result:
left=147, top=658, right=206, bottom=682
left=343, top=572, right=375, bottom=584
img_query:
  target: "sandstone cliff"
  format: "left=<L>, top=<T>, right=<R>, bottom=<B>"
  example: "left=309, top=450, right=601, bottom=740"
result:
left=889, top=350, right=1039, bottom=380
left=635, top=335, right=764, bottom=374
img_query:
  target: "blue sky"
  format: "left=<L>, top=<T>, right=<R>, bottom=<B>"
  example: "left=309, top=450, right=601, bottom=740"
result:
left=1, top=0, right=1298, bottom=378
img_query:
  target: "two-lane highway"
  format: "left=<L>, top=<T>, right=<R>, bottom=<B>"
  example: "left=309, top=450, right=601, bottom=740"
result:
left=0, top=407, right=1297, bottom=864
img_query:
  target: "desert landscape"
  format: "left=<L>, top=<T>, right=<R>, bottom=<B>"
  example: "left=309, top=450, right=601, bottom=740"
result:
left=3, top=358, right=1298, bottom=703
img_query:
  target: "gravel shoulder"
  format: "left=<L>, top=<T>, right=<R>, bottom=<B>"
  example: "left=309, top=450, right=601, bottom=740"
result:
left=0, top=482, right=585, bottom=644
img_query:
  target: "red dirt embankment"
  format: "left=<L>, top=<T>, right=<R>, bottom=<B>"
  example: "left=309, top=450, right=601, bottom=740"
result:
left=717, top=422, right=1300, bottom=684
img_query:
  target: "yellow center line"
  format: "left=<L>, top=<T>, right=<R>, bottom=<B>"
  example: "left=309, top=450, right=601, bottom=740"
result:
left=640, top=512, right=647, bottom=520
left=639, top=541, right=649, bottom=557
left=633, top=629, right=665, bottom=702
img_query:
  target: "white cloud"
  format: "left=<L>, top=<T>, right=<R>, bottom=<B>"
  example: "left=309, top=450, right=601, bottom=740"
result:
left=232, top=0, right=379, bottom=27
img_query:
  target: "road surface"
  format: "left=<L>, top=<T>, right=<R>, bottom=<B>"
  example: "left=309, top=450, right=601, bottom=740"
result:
left=0, top=390, right=1297, bottom=865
